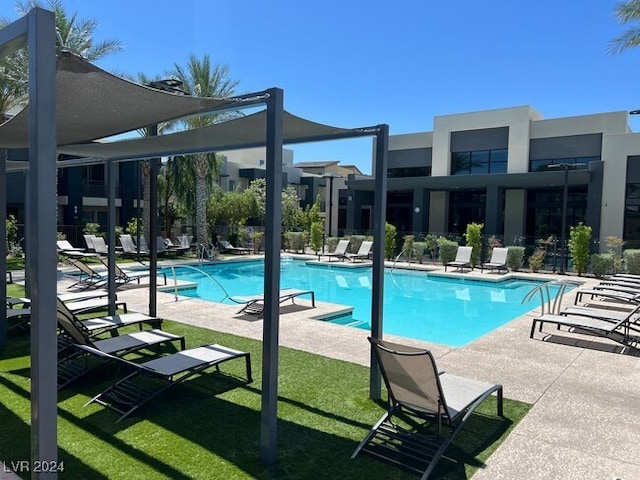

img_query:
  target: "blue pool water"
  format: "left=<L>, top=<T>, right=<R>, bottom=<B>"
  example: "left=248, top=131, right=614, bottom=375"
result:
left=165, top=259, right=555, bottom=347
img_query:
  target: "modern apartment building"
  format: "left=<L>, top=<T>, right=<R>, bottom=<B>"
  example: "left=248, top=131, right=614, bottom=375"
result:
left=344, top=106, right=640, bottom=248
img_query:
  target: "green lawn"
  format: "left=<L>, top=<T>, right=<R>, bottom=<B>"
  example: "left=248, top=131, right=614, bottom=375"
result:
left=1, top=284, right=530, bottom=479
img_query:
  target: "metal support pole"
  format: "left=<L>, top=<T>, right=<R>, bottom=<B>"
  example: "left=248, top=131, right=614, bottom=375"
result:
left=107, top=160, right=117, bottom=314
left=559, top=165, right=569, bottom=274
left=370, top=125, right=389, bottom=400
left=149, top=126, right=159, bottom=317
left=261, top=88, right=283, bottom=466
left=0, top=149, right=6, bottom=348
left=27, top=8, right=58, bottom=477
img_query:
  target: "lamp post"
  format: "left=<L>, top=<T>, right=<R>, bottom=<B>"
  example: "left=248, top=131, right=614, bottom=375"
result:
left=323, top=173, right=342, bottom=237
left=547, top=162, right=584, bottom=274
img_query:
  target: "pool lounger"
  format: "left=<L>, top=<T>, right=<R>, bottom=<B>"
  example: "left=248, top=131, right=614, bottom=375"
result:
left=233, top=288, right=315, bottom=317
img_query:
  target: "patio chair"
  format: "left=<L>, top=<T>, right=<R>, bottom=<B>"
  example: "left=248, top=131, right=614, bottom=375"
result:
left=67, top=259, right=109, bottom=289
left=57, top=240, right=97, bottom=259
left=529, top=305, right=640, bottom=353
left=573, top=287, right=640, bottom=305
left=81, top=341, right=252, bottom=422
left=345, top=241, right=373, bottom=262
left=321, top=239, right=350, bottom=262
left=119, top=234, right=150, bottom=257
left=444, top=246, right=473, bottom=272
left=480, top=247, right=509, bottom=273
left=218, top=240, right=251, bottom=255
left=98, top=257, right=167, bottom=286
left=57, top=296, right=162, bottom=339
left=162, top=237, right=189, bottom=255
left=83, top=234, right=97, bottom=252
left=233, top=288, right=316, bottom=318
left=352, top=337, right=503, bottom=479
left=57, top=298, right=183, bottom=389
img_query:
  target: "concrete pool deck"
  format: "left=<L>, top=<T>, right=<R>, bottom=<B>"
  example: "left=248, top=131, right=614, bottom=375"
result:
left=48, top=257, right=640, bottom=479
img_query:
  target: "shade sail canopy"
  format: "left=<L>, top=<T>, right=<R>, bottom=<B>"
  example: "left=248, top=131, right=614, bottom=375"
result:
left=58, top=110, right=376, bottom=161
left=0, top=52, right=237, bottom=148
left=0, top=52, right=378, bottom=161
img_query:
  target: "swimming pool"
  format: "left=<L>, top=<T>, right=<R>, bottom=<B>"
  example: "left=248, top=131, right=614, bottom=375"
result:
left=165, top=259, right=555, bottom=347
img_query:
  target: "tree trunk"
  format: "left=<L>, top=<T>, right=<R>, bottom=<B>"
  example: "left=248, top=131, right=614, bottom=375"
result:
left=194, top=153, right=209, bottom=246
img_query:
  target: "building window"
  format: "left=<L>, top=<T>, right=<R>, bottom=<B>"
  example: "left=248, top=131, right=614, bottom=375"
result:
left=529, top=156, right=599, bottom=172
left=387, top=166, right=431, bottom=178
left=451, top=149, right=508, bottom=175
left=624, top=183, right=640, bottom=248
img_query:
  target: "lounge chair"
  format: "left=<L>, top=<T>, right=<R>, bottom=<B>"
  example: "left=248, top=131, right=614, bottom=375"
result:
left=162, top=237, right=189, bottom=255
left=119, top=234, right=150, bottom=257
left=81, top=342, right=252, bottom=422
left=233, top=288, right=316, bottom=318
left=56, top=298, right=183, bottom=388
left=529, top=307, right=640, bottom=353
left=352, top=337, right=503, bottom=479
left=57, top=296, right=162, bottom=339
left=83, top=234, right=97, bottom=252
left=218, top=240, right=252, bottom=255
left=68, top=259, right=109, bottom=289
left=57, top=240, right=97, bottom=259
left=480, top=247, right=508, bottom=273
left=98, top=257, right=167, bottom=286
left=573, top=288, right=640, bottom=305
left=345, top=240, right=373, bottom=262
left=321, top=239, right=350, bottom=262
left=444, top=246, right=473, bottom=272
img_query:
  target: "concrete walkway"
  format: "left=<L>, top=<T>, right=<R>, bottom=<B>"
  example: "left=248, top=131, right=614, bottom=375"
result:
left=53, top=258, right=640, bottom=479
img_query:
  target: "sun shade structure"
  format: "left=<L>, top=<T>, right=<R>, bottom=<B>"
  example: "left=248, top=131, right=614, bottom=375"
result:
left=0, top=7, right=388, bottom=474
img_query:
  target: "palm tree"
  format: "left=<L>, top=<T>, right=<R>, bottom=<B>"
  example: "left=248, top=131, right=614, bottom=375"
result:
left=609, top=0, right=640, bottom=55
left=170, top=54, right=240, bottom=246
left=0, top=0, right=123, bottom=118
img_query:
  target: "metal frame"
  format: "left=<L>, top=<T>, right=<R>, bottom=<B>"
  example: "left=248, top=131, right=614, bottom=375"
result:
left=0, top=9, right=389, bottom=472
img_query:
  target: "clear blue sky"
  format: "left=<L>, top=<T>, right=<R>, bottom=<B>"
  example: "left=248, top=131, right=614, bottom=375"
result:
left=1, top=0, right=639, bottom=174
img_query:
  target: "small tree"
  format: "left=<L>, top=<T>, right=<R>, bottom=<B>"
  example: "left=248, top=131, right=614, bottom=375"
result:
left=309, top=221, right=323, bottom=255
left=568, top=223, right=592, bottom=275
left=605, top=236, right=625, bottom=274
left=464, top=222, right=484, bottom=267
left=384, top=223, right=397, bottom=260
left=402, top=234, right=415, bottom=262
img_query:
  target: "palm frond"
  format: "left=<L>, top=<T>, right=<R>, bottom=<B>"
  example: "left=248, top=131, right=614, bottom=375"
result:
left=608, top=29, right=640, bottom=55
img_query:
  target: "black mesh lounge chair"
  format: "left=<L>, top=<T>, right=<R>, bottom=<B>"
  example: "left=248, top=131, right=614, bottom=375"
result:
left=98, top=257, right=167, bottom=286
left=57, top=299, right=183, bottom=389
left=321, top=239, right=350, bottom=262
left=233, top=288, right=315, bottom=318
left=444, top=246, right=473, bottom=272
left=57, top=296, right=161, bottom=339
left=480, top=247, right=509, bottom=273
left=119, top=234, right=150, bottom=258
left=352, top=337, right=503, bottom=479
left=81, top=342, right=252, bottom=422
left=573, top=288, right=640, bottom=305
left=68, top=259, right=109, bottom=289
left=218, top=240, right=251, bottom=255
left=529, top=307, right=640, bottom=353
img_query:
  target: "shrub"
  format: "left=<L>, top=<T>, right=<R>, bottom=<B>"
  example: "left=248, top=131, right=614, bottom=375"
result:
left=326, top=237, right=339, bottom=252
left=604, top=236, right=625, bottom=274
left=384, top=223, right=397, bottom=260
left=464, top=222, right=484, bottom=267
left=437, top=238, right=458, bottom=265
left=590, top=253, right=614, bottom=278
left=402, top=235, right=415, bottom=262
left=528, top=249, right=546, bottom=273
left=623, top=249, right=640, bottom=274
left=124, top=218, right=141, bottom=235
left=6, top=214, right=18, bottom=248
left=413, top=242, right=426, bottom=264
left=568, top=223, right=592, bottom=275
left=284, top=231, right=307, bottom=253
left=251, top=231, right=263, bottom=253
left=84, top=222, right=101, bottom=236
left=423, top=233, right=438, bottom=260
left=506, top=246, right=525, bottom=271
left=309, top=222, right=323, bottom=254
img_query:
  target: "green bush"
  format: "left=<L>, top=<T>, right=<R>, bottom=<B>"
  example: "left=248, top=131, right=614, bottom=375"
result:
left=623, top=249, right=640, bottom=274
left=251, top=231, right=263, bottom=253
left=590, top=253, right=614, bottom=278
left=527, top=249, right=546, bottom=273
left=423, top=233, right=438, bottom=260
left=309, top=222, right=323, bottom=254
left=413, top=242, right=426, bottom=264
left=384, top=223, right=397, bottom=260
left=124, top=218, right=141, bottom=236
left=506, top=246, right=525, bottom=271
left=284, top=231, right=307, bottom=253
left=326, top=237, right=339, bottom=252
left=437, top=238, right=459, bottom=265
left=464, top=222, right=484, bottom=267
left=568, top=223, right=592, bottom=276
left=402, top=235, right=415, bottom=262
left=84, top=222, right=102, bottom=236
left=5, top=214, right=18, bottom=247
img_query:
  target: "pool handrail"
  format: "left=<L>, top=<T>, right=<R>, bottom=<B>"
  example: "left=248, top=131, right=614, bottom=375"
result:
left=169, top=264, right=234, bottom=303
left=521, top=279, right=584, bottom=315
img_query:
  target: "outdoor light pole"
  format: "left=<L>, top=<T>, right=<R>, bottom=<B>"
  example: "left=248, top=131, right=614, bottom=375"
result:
left=323, top=173, right=342, bottom=237
left=548, top=162, right=578, bottom=274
